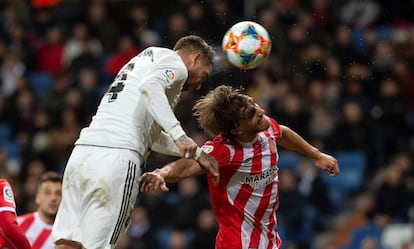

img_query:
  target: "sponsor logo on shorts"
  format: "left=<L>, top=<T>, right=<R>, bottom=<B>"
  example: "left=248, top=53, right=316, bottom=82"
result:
left=3, top=186, right=14, bottom=203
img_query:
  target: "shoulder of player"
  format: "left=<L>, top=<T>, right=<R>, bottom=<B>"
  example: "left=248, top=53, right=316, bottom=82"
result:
left=17, top=212, right=35, bottom=221
left=0, top=178, right=10, bottom=187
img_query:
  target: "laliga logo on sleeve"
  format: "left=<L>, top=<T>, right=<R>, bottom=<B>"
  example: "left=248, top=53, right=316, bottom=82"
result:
left=3, top=186, right=14, bottom=203
left=163, top=69, right=175, bottom=82
left=201, top=145, right=214, bottom=154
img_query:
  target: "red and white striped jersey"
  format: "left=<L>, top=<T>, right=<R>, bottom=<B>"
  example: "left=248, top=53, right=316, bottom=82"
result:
left=17, top=212, right=54, bottom=249
left=204, top=118, right=282, bottom=249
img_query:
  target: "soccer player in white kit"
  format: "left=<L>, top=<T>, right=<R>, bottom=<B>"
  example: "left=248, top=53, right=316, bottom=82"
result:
left=18, top=172, right=62, bottom=249
left=140, top=86, right=340, bottom=249
left=52, top=35, right=219, bottom=249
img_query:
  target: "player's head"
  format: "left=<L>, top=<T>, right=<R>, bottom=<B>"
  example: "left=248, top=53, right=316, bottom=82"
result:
left=193, top=85, right=270, bottom=139
left=35, top=171, right=63, bottom=223
left=174, top=35, right=214, bottom=91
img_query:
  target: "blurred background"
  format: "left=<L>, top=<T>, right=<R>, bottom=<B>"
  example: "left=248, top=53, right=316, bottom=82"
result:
left=0, top=0, right=413, bottom=248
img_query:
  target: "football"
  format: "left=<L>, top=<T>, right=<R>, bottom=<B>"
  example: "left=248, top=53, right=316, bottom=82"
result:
left=222, top=21, right=272, bottom=70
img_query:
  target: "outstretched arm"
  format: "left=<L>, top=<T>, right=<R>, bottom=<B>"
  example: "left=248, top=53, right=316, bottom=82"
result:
left=277, top=125, right=339, bottom=177
left=140, top=159, right=205, bottom=192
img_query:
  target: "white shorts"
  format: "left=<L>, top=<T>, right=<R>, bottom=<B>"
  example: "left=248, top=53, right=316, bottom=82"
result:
left=52, top=145, right=143, bottom=249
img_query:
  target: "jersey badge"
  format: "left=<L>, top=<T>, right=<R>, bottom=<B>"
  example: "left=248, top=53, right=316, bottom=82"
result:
left=201, top=145, right=214, bottom=154
left=163, top=69, right=175, bottom=82
left=3, top=186, right=14, bottom=203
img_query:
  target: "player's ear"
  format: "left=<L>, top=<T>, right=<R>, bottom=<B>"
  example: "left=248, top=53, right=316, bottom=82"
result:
left=193, top=52, right=201, bottom=65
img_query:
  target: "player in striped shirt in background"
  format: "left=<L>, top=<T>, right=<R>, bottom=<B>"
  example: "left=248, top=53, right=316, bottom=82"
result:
left=140, top=85, right=340, bottom=249
left=18, top=172, right=63, bottom=249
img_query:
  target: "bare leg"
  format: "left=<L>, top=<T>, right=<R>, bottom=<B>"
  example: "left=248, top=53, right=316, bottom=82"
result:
left=55, top=239, right=83, bottom=249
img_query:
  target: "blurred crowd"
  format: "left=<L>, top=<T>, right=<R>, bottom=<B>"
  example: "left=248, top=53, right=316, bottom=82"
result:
left=0, top=0, right=413, bottom=249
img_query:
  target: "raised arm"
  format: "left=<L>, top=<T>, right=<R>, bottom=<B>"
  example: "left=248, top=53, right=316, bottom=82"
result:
left=277, top=125, right=339, bottom=177
left=140, top=159, right=205, bottom=192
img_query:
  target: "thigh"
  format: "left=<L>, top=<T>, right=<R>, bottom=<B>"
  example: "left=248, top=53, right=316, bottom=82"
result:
left=52, top=146, right=86, bottom=243
left=53, top=146, right=143, bottom=249
left=79, top=147, right=142, bottom=249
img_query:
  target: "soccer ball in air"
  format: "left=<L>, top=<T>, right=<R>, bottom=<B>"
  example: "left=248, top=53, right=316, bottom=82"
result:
left=222, top=21, right=271, bottom=70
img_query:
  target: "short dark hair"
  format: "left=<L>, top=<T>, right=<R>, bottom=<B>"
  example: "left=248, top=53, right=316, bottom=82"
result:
left=39, top=171, right=63, bottom=185
left=173, top=35, right=214, bottom=66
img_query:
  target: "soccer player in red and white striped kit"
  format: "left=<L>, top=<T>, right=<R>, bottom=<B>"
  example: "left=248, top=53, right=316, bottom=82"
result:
left=18, top=172, right=62, bottom=249
left=140, top=85, right=340, bottom=249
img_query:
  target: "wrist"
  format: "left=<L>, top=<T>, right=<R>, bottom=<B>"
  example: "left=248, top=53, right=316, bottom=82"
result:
left=194, top=147, right=202, bottom=160
left=309, top=147, right=322, bottom=161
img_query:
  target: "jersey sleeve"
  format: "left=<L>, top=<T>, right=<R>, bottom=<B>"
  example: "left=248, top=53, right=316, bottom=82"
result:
left=0, top=179, right=16, bottom=214
left=202, top=140, right=232, bottom=168
left=138, top=52, right=188, bottom=140
left=151, top=131, right=181, bottom=157
left=269, top=118, right=281, bottom=140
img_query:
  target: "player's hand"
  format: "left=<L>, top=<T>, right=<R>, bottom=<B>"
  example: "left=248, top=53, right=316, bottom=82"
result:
left=175, top=135, right=198, bottom=159
left=198, top=151, right=220, bottom=186
left=140, top=170, right=169, bottom=192
left=314, top=153, right=339, bottom=177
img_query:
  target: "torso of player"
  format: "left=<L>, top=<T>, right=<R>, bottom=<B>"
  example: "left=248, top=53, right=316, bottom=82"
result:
left=17, top=212, right=54, bottom=249
left=206, top=119, right=282, bottom=249
left=75, top=47, right=187, bottom=156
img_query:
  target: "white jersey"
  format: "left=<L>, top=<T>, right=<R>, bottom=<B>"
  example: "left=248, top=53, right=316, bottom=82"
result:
left=75, top=47, right=188, bottom=157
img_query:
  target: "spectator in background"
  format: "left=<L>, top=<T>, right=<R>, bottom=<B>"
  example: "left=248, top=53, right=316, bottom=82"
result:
left=126, top=206, right=158, bottom=249
left=269, top=92, right=310, bottom=141
left=173, top=177, right=209, bottom=230
left=0, top=51, right=26, bottom=98
left=371, top=78, right=407, bottom=165
left=5, top=88, right=36, bottom=144
left=0, top=178, right=32, bottom=249
left=86, top=1, right=120, bottom=53
left=35, top=25, right=65, bottom=74
left=191, top=208, right=218, bottom=249
left=372, top=163, right=414, bottom=223
left=167, top=230, right=188, bottom=249
left=104, top=35, right=140, bottom=78
left=20, top=160, right=47, bottom=211
left=7, top=22, right=36, bottom=70
left=62, top=22, right=102, bottom=69
left=278, top=169, right=307, bottom=247
left=163, top=12, right=190, bottom=48
left=138, top=190, right=174, bottom=229
left=38, top=71, right=72, bottom=127
left=329, top=101, right=376, bottom=173
left=18, top=171, right=62, bottom=249
left=297, top=157, right=333, bottom=243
